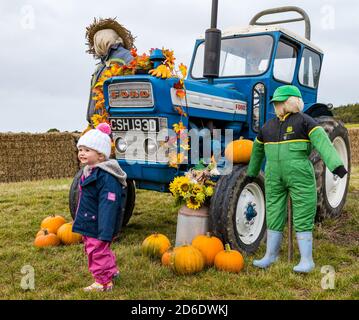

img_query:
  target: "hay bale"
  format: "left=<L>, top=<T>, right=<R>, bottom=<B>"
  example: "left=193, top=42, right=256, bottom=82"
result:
left=349, top=128, right=359, bottom=165
left=0, top=133, right=80, bottom=183
left=0, top=128, right=357, bottom=183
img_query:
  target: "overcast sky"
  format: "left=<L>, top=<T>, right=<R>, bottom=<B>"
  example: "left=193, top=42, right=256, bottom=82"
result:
left=0, top=0, right=358, bottom=133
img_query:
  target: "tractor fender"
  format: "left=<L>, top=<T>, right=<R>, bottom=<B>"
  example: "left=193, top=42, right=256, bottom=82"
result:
left=304, top=103, right=333, bottom=118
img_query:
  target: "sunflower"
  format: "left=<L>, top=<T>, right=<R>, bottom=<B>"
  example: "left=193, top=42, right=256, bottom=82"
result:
left=178, top=177, right=191, bottom=197
left=191, top=184, right=203, bottom=195
left=195, top=192, right=206, bottom=203
left=204, top=179, right=216, bottom=187
left=204, top=186, right=214, bottom=197
left=169, top=176, right=183, bottom=196
left=186, top=196, right=202, bottom=210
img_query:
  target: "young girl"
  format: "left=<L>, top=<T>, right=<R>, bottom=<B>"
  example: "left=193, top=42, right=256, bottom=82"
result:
left=73, top=123, right=127, bottom=291
left=247, top=85, right=347, bottom=273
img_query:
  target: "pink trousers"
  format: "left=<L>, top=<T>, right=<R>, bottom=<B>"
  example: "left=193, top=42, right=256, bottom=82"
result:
left=83, top=236, right=118, bottom=285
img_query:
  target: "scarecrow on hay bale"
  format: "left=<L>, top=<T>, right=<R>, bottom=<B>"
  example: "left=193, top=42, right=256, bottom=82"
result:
left=85, top=17, right=135, bottom=125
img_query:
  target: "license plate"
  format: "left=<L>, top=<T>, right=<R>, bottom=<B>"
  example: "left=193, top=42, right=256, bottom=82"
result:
left=109, top=117, right=160, bottom=132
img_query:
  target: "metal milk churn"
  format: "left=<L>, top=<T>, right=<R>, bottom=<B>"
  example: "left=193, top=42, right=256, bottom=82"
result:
left=175, top=205, right=209, bottom=246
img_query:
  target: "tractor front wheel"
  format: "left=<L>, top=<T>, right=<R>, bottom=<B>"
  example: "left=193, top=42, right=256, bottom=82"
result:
left=209, top=165, right=266, bottom=254
left=310, top=116, right=351, bottom=220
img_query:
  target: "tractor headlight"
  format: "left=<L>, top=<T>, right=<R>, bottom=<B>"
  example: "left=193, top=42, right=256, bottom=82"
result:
left=115, top=137, right=128, bottom=153
left=252, top=83, right=265, bottom=133
left=144, top=137, right=158, bottom=155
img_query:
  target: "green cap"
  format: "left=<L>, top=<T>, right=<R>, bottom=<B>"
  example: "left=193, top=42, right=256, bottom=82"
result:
left=270, top=85, right=302, bottom=103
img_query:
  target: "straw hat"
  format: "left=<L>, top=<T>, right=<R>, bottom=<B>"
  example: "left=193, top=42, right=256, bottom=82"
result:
left=86, top=17, right=135, bottom=54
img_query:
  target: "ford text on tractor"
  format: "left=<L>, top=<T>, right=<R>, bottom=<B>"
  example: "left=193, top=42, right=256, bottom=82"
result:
left=70, top=4, right=351, bottom=254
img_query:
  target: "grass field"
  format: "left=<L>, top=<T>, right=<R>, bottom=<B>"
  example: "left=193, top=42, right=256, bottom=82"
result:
left=0, top=168, right=358, bottom=300
left=345, top=123, right=359, bottom=129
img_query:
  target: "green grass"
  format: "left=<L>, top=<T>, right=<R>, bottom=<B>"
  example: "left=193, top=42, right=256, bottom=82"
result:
left=345, top=123, right=359, bottom=129
left=0, top=169, right=358, bottom=300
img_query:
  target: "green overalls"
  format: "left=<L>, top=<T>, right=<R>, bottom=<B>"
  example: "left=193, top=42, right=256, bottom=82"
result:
left=247, top=112, right=343, bottom=232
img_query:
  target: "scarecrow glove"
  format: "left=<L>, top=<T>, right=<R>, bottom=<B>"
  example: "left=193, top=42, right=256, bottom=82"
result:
left=332, top=165, right=348, bottom=178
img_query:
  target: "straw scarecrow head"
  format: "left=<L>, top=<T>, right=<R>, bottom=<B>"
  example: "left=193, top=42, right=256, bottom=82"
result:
left=86, top=17, right=135, bottom=56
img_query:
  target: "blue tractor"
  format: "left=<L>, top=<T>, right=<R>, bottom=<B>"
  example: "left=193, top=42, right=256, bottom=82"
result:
left=70, top=4, right=351, bottom=254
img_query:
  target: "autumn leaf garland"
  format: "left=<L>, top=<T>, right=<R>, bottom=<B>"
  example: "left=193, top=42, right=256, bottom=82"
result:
left=88, top=47, right=188, bottom=130
left=85, top=47, right=189, bottom=169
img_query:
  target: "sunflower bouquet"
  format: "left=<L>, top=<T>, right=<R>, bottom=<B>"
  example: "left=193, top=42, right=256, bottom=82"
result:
left=169, top=162, right=217, bottom=210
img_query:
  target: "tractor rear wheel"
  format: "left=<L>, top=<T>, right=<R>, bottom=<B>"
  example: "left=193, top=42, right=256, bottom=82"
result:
left=209, top=165, right=266, bottom=254
left=69, top=168, right=136, bottom=229
left=310, top=116, right=351, bottom=220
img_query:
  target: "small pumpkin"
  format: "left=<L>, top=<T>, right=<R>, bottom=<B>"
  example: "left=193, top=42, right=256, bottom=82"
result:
left=40, top=214, right=66, bottom=234
left=161, top=248, right=178, bottom=267
left=171, top=245, right=204, bottom=275
left=192, top=232, right=224, bottom=266
left=34, top=229, right=61, bottom=247
left=142, top=233, right=171, bottom=258
left=57, top=222, right=82, bottom=245
left=224, top=137, right=253, bottom=164
left=214, top=244, right=244, bottom=273
left=36, top=228, right=49, bottom=237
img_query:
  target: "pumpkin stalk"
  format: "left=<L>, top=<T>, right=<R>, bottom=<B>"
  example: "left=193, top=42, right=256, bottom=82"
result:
left=225, top=243, right=231, bottom=251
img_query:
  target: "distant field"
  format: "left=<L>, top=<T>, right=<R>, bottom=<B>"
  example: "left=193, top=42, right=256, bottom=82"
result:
left=345, top=123, right=359, bottom=129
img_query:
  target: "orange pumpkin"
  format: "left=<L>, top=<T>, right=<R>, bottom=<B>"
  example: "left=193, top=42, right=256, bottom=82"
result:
left=57, top=222, right=82, bottom=245
left=161, top=251, right=172, bottom=267
left=40, top=215, right=66, bottom=234
left=192, top=232, right=224, bottom=266
left=34, top=229, right=61, bottom=247
left=161, top=248, right=179, bottom=267
left=36, top=228, right=49, bottom=237
left=142, top=233, right=171, bottom=258
left=214, top=244, right=244, bottom=273
left=224, top=137, right=253, bottom=164
left=171, top=245, right=204, bottom=275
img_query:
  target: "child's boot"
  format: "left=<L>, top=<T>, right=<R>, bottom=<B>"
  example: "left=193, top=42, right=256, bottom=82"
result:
left=293, top=231, right=315, bottom=273
left=253, top=230, right=283, bottom=268
left=83, top=281, right=113, bottom=292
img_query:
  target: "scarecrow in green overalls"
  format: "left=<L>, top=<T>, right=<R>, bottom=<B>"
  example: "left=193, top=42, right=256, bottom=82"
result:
left=247, top=85, right=347, bottom=273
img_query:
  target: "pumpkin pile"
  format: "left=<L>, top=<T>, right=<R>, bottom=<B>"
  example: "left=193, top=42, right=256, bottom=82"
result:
left=34, top=214, right=82, bottom=247
left=142, top=232, right=244, bottom=275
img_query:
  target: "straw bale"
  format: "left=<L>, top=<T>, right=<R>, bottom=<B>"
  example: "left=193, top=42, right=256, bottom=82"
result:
left=0, top=133, right=80, bottom=183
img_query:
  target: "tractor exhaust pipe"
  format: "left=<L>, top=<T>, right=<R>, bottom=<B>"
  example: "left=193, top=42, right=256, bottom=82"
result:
left=203, top=0, right=222, bottom=84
